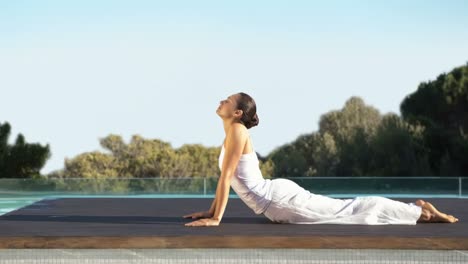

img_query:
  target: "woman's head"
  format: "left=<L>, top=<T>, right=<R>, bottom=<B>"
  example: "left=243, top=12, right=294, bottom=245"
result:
left=216, top=92, right=259, bottom=129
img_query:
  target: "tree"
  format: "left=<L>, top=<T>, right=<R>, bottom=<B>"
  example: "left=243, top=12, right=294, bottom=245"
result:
left=266, top=96, right=434, bottom=177
left=369, top=113, right=432, bottom=176
left=52, top=133, right=275, bottom=179
left=0, top=122, right=51, bottom=178
left=268, top=143, right=309, bottom=178
left=401, top=62, right=468, bottom=175
left=317, top=96, right=381, bottom=176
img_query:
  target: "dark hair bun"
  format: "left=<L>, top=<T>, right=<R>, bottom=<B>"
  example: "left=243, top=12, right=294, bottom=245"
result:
left=237, top=92, right=259, bottom=129
left=245, top=113, right=259, bottom=129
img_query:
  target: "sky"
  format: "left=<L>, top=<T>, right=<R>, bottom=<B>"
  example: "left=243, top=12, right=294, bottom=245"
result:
left=1, top=0, right=467, bottom=175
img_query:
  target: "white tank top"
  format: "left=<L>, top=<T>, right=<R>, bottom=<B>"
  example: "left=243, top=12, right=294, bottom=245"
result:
left=218, top=142, right=273, bottom=214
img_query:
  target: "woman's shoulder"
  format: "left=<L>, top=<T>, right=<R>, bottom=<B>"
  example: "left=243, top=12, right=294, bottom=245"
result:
left=227, top=123, right=249, bottom=141
left=222, top=124, right=248, bottom=146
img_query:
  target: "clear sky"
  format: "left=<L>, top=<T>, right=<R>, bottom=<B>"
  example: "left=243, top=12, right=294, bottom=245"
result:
left=1, top=0, right=467, bottom=175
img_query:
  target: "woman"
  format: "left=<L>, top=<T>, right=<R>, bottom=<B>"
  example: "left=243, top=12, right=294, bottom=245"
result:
left=183, top=92, right=459, bottom=226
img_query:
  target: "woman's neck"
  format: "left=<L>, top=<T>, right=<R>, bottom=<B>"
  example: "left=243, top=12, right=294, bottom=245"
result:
left=222, top=119, right=239, bottom=136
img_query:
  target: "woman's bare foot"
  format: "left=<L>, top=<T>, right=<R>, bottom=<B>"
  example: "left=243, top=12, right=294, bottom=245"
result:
left=416, top=199, right=459, bottom=223
left=415, top=199, right=425, bottom=207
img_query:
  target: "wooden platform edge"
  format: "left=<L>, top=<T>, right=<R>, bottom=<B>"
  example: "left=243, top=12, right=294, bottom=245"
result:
left=0, top=236, right=467, bottom=250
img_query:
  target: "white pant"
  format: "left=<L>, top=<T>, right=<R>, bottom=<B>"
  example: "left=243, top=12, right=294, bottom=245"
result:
left=262, top=178, right=422, bottom=225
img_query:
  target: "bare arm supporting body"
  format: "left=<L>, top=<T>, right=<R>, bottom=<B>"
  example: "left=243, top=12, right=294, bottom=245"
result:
left=208, top=197, right=217, bottom=215
left=212, top=124, right=247, bottom=221
left=212, top=178, right=231, bottom=221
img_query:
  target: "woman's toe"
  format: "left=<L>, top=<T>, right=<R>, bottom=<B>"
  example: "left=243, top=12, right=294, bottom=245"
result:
left=415, top=199, right=425, bottom=206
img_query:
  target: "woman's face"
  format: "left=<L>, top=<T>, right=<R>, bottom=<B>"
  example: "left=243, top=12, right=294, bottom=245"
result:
left=216, top=94, right=240, bottom=118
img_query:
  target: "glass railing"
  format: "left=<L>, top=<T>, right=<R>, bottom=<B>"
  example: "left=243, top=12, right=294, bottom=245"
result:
left=289, top=176, right=467, bottom=197
left=0, top=176, right=466, bottom=198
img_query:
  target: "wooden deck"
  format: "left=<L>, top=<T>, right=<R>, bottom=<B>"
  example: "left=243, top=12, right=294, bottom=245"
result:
left=0, top=197, right=466, bottom=249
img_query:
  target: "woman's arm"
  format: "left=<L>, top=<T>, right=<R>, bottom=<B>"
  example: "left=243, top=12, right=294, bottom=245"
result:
left=184, top=124, right=247, bottom=226
left=212, top=124, right=247, bottom=221
left=207, top=139, right=224, bottom=215
left=208, top=197, right=216, bottom=215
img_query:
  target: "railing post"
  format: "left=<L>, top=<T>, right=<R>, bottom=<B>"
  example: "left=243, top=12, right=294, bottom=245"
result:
left=459, top=177, right=462, bottom=197
left=204, top=177, right=206, bottom=196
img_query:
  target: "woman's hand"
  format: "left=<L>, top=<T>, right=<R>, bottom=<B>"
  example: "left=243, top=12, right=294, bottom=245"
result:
left=183, top=210, right=213, bottom=219
left=184, top=217, right=220, bottom=227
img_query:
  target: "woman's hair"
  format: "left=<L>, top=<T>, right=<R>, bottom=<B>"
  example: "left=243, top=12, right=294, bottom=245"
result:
left=235, top=92, right=259, bottom=129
